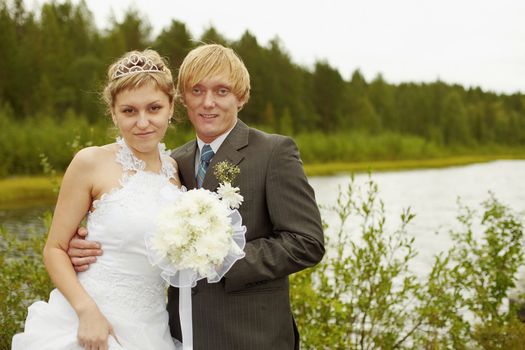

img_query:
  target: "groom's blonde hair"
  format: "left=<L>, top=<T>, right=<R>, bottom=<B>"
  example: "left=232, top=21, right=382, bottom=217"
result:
left=176, top=44, right=251, bottom=104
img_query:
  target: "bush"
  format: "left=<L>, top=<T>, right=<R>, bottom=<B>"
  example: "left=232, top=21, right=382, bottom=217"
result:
left=294, top=131, right=445, bottom=163
left=0, top=110, right=198, bottom=178
left=291, top=177, right=525, bottom=349
left=0, top=215, right=53, bottom=350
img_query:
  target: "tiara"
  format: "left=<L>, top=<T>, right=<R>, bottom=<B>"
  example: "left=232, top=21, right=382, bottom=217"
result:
left=112, top=53, right=162, bottom=79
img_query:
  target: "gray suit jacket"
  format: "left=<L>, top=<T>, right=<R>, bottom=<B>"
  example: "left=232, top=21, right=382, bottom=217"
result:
left=168, top=119, right=324, bottom=350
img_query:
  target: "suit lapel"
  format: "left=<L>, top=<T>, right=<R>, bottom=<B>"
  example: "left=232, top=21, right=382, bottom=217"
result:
left=202, top=120, right=249, bottom=191
left=177, top=141, right=198, bottom=190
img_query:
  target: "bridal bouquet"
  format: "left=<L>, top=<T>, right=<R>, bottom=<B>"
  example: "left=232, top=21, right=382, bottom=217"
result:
left=145, top=161, right=246, bottom=288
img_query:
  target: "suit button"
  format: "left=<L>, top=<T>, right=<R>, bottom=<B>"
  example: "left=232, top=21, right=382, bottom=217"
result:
left=191, top=288, right=198, bottom=296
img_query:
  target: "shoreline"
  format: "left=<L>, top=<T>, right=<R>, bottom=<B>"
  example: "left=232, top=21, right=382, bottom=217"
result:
left=0, top=176, right=59, bottom=209
left=1, top=155, right=524, bottom=208
left=304, top=154, right=525, bottom=176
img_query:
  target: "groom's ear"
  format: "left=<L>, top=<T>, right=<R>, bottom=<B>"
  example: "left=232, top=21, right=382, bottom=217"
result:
left=237, top=97, right=247, bottom=111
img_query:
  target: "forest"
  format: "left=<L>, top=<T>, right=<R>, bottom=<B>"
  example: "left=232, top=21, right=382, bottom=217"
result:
left=1, top=0, right=524, bottom=176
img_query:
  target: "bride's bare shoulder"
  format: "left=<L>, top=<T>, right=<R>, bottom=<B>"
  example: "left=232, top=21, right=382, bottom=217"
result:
left=70, top=143, right=118, bottom=168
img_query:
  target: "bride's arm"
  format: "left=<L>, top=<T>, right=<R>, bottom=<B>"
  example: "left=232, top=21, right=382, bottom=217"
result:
left=44, top=147, right=116, bottom=349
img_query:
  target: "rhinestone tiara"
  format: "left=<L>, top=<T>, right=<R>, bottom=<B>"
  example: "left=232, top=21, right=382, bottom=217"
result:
left=112, top=53, right=163, bottom=80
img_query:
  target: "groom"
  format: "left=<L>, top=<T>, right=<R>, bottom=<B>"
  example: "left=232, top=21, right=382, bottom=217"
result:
left=70, top=44, right=324, bottom=350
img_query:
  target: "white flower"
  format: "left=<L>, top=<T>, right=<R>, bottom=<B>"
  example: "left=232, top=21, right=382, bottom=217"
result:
left=217, top=182, right=244, bottom=209
left=145, top=173, right=247, bottom=289
left=149, top=187, right=243, bottom=280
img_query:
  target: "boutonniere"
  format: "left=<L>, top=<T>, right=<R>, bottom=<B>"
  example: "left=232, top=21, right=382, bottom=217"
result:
left=214, top=161, right=243, bottom=209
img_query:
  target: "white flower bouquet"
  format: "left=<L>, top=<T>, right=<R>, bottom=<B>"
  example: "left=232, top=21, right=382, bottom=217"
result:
left=145, top=161, right=246, bottom=288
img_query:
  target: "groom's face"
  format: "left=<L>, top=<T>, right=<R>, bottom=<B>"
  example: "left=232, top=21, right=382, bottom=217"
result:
left=184, top=73, right=245, bottom=144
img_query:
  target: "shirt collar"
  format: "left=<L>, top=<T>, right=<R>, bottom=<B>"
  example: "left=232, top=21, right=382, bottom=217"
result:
left=196, top=125, right=235, bottom=154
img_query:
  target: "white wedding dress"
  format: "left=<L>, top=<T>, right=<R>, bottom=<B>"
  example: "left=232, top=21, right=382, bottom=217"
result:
left=12, top=138, right=182, bottom=350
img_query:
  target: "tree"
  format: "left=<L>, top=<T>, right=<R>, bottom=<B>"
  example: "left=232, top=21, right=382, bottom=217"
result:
left=0, top=0, right=19, bottom=112
left=440, top=91, right=471, bottom=145
left=368, top=74, right=396, bottom=130
left=279, top=107, right=294, bottom=135
left=233, top=31, right=265, bottom=125
left=105, top=8, right=152, bottom=55
left=262, top=101, right=276, bottom=130
left=312, top=61, right=344, bottom=132
left=154, top=20, right=193, bottom=71
left=199, top=25, right=229, bottom=45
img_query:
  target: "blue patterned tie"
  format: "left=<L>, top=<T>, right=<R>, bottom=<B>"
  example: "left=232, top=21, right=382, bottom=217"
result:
left=196, top=144, right=214, bottom=188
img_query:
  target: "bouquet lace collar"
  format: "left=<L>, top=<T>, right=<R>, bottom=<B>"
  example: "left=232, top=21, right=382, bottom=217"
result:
left=115, top=137, right=176, bottom=181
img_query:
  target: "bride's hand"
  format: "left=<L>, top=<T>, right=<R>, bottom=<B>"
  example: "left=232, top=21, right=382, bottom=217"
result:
left=77, top=305, right=118, bottom=350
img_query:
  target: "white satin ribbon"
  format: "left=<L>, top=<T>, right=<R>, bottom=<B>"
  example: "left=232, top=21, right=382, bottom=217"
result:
left=179, top=285, right=193, bottom=350
left=144, top=198, right=247, bottom=349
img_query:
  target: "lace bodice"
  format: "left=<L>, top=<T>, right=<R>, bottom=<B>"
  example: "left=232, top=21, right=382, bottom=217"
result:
left=78, top=139, right=181, bottom=318
left=114, top=137, right=176, bottom=183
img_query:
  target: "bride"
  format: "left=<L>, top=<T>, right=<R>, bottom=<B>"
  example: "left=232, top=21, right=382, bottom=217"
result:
left=12, top=49, right=182, bottom=350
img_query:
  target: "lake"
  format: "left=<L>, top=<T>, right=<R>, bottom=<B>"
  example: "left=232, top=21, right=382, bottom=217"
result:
left=309, top=159, right=525, bottom=284
left=1, top=160, right=524, bottom=282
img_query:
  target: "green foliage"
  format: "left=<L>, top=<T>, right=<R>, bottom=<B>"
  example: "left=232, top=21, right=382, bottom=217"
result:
left=312, top=61, right=345, bottom=132
left=291, top=177, right=423, bottom=349
left=212, top=161, right=241, bottom=185
left=1, top=0, right=523, bottom=152
left=0, top=105, right=197, bottom=177
left=452, top=195, right=524, bottom=323
left=291, top=177, right=525, bottom=349
left=11, top=112, right=522, bottom=179
left=295, top=131, right=443, bottom=163
left=279, top=107, right=294, bottom=135
left=0, top=108, right=112, bottom=175
left=153, top=20, right=193, bottom=71
left=0, top=217, right=54, bottom=349
left=39, top=153, right=59, bottom=195
left=316, top=179, right=417, bottom=348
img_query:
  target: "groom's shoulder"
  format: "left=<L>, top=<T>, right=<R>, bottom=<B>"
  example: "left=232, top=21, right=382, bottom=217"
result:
left=171, top=139, right=195, bottom=159
left=247, top=125, right=295, bottom=149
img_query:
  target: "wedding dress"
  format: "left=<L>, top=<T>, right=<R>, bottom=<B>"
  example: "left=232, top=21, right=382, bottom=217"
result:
left=12, top=138, right=182, bottom=350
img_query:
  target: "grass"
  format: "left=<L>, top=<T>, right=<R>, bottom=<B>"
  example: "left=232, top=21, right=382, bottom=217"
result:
left=0, top=176, right=59, bottom=209
left=304, top=154, right=525, bottom=176
left=1, top=155, right=524, bottom=206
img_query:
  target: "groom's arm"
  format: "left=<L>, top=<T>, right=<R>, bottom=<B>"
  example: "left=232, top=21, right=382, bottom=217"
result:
left=224, top=136, right=325, bottom=292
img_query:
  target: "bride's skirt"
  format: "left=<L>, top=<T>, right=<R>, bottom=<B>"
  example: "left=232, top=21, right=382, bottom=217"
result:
left=12, top=289, right=181, bottom=350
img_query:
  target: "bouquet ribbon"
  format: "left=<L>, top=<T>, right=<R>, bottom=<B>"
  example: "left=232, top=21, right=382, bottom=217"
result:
left=145, top=186, right=246, bottom=350
left=179, top=276, right=193, bottom=350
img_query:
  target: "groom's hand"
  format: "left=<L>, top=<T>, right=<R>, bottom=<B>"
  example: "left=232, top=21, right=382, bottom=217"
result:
left=68, top=227, right=103, bottom=272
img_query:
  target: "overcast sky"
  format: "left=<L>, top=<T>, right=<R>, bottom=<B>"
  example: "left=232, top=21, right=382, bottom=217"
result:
left=26, top=0, right=525, bottom=94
